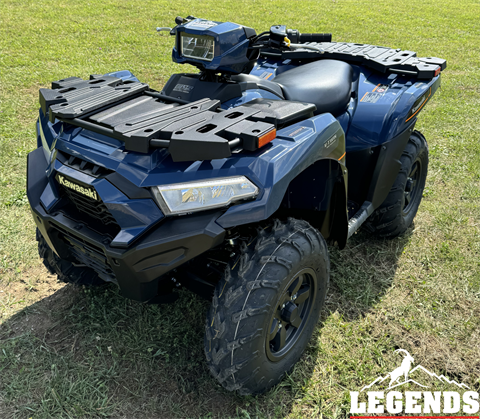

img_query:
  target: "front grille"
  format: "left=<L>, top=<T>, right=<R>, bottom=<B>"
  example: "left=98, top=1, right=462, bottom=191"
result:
left=55, top=152, right=121, bottom=238
left=52, top=224, right=117, bottom=284
left=62, top=185, right=118, bottom=227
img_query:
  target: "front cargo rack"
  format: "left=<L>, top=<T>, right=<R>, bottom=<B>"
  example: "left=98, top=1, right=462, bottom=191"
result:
left=261, top=42, right=446, bottom=80
left=40, top=75, right=315, bottom=162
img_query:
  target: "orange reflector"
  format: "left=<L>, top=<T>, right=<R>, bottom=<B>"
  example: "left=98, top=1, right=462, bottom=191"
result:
left=434, top=66, right=441, bottom=77
left=258, top=129, right=276, bottom=148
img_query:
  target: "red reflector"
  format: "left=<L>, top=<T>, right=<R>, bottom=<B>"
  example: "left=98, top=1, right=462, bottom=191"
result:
left=258, top=129, right=276, bottom=148
left=434, top=66, right=441, bottom=77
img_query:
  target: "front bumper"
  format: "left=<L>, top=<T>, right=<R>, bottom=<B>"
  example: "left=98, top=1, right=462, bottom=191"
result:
left=27, top=147, right=226, bottom=302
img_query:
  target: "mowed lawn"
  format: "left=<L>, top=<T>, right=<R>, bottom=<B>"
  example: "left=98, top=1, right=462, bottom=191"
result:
left=0, top=0, right=479, bottom=418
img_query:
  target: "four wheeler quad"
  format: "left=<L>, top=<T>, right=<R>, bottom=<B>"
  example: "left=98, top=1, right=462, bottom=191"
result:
left=27, top=16, right=446, bottom=394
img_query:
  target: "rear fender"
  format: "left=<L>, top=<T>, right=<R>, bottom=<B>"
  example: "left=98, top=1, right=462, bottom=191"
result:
left=347, top=73, right=441, bottom=152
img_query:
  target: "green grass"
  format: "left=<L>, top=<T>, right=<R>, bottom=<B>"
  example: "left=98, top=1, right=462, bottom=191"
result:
left=1, top=0, right=479, bottom=417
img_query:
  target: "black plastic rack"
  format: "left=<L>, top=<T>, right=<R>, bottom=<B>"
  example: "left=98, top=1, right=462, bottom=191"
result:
left=261, top=42, right=446, bottom=79
left=40, top=76, right=315, bottom=161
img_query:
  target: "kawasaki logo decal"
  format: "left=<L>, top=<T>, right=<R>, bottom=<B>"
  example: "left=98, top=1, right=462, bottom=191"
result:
left=406, top=87, right=432, bottom=122
left=56, top=174, right=99, bottom=201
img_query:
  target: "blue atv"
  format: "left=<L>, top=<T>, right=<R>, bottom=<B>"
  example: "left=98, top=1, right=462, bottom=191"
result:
left=27, top=16, right=446, bottom=395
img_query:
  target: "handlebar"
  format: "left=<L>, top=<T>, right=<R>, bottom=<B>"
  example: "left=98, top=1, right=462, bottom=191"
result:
left=298, top=33, right=332, bottom=43
left=268, top=25, right=332, bottom=50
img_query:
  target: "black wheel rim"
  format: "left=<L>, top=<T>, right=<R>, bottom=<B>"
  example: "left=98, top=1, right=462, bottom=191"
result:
left=403, top=157, right=422, bottom=215
left=266, top=268, right=317, bottom=362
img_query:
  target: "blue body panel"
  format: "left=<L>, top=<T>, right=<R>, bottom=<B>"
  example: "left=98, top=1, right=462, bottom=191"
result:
left=103, top=70, right=139, bottom=83
left=222, top=89, right=282, bottom=109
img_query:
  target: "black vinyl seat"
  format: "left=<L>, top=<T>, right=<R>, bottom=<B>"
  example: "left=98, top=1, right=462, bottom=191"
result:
left=273, top=60, right=353, bottom=116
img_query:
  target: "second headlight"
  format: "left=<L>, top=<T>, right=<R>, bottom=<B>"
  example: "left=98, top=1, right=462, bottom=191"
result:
left=152, top=176, right=259, bottom=215
left=180, top=33, right=215, bottom=61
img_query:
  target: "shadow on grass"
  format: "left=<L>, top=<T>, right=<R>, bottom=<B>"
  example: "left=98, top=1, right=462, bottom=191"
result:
left=0, top=229, right=411, bottom=419
left=326, top=229, right=413, bottom=322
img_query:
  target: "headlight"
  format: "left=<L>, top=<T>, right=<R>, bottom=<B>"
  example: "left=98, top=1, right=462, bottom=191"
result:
left=180, top=33, right=215, bottom=61
left=152, top=176, right=258, bottom=215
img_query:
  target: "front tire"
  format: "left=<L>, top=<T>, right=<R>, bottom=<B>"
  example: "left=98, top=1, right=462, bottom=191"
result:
left=205, top=219, right=329, bottom=395
left=365, top=130, right=429, bottom=238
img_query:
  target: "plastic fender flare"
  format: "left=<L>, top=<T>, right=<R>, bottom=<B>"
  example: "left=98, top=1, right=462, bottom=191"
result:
left=321, top=159, right=348, bottom=248
left=368, top=122, right=415, bottom=209
left=280, top=157, right=348, bottom=248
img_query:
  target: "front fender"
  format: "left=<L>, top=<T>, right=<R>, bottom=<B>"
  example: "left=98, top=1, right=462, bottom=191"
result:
left=216, top=113, right=347, bottom=229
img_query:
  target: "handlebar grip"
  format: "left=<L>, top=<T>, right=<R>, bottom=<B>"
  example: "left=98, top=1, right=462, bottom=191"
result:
left=299, top=33, right=332, bottom=43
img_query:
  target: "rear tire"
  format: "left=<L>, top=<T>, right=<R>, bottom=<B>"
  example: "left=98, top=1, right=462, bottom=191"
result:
left=365, top=130, right=428, bottom=238
left=205, top=218, right=329, bottom=395
left=37, top=228, right=104, bottom=286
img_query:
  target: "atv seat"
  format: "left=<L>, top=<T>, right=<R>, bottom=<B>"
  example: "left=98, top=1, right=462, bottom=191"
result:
left=273, top=60, right=353, bottom=116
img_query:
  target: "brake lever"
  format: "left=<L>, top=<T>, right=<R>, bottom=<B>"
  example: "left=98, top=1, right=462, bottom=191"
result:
left=157, top=16, right=196, bottom=36
left=288, top=43, right=325, bottom=53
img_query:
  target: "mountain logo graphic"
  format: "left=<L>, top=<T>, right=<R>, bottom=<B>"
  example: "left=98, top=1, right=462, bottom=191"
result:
left=350, top=349, right=478, bottom=414
left=360, top=349, right=471, bottom=392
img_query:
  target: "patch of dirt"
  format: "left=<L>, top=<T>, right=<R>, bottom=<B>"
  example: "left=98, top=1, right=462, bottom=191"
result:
left=1, top=264, right=62, bottom=297
left=0, top=264, right=71, bottom=339
left=1, top=264, right=61, bottom=295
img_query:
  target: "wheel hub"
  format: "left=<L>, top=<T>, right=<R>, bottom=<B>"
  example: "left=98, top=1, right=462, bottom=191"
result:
left=281, top=301, right=300, bottom=327
left=405, top=178, right=413, bottom=192
left=403, top=160, right=422, bottom=213
left=266, top=268, right=317, bottom=361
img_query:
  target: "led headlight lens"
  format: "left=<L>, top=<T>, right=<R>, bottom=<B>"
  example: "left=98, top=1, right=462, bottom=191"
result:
left=180, top=33, right=215, bottom=61
left=153, top=176, right=258, bottom=215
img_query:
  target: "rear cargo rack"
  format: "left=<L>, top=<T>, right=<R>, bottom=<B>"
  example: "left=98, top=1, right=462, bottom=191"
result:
left=40, top=76, right=315, bottom=161
left=261, top=42, right=446, bottom=80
